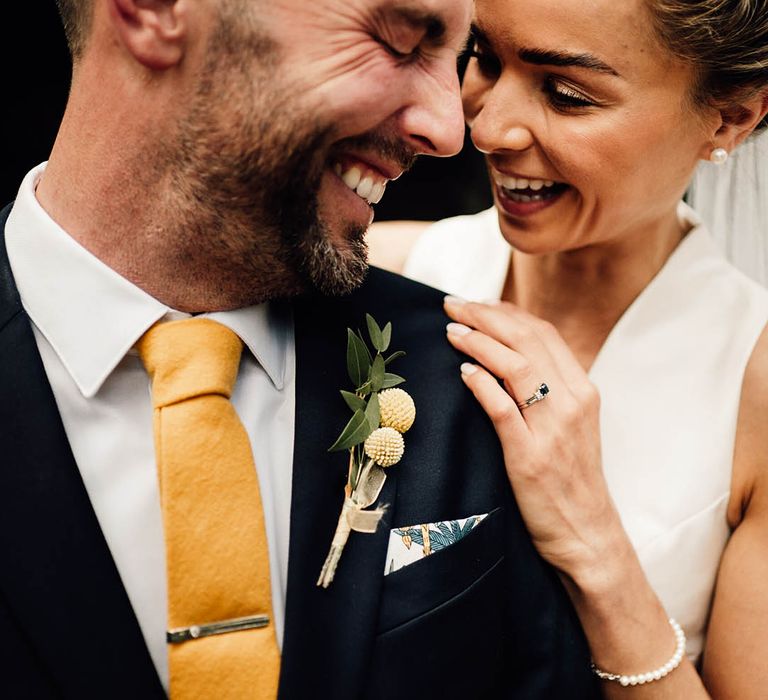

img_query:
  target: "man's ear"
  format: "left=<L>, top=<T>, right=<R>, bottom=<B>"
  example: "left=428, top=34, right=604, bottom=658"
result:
left=109, top=0, right=187, bottom=70
left=709, top=90, right=768, bottom=155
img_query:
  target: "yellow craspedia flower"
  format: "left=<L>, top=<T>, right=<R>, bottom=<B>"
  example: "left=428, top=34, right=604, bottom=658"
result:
left=364, top=427, right=405, bottom=467
left=378, top=388, right=416, bottom=433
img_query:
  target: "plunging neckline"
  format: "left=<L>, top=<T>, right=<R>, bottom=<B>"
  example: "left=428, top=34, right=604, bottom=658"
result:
left=489, top=203, right=705, bottom=379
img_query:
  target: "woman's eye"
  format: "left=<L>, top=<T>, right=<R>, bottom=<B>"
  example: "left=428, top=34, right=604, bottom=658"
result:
left=466, top=42, right=501, bottom=77
left=545, top=79, right=596, bottom=110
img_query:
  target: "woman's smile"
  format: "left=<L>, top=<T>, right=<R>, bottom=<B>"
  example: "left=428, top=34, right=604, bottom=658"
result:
left=490, top=167, right=572, bottom=218
left=461, top=0, right=713, bottom=256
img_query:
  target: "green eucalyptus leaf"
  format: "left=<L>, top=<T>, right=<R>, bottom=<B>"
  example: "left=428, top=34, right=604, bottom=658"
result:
left=328, top=409, right=373, bottom=452
left=382, top=372, right=406, bottom=389
left=366, top=314, right=384, bottom=352
left=370, top=354, right=386, bottom=392
left=347, top=329, right=371, bottom=387
left=340, top=390, right=366, bottom=412
left=384, top=350, right=406, bottom=366
left=355, top=329, right=373, bottom=362
left=381, top=322, right=392, bottom=352
left=357, top=380, right=373, bottom=397
left=365, top=392, right=381, bottom=431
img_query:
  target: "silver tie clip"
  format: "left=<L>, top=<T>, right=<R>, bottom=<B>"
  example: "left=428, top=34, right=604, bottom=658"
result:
left=167, top=614, right=270, bottom=644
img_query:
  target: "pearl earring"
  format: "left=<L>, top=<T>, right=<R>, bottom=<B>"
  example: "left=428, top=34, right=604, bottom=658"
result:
left=710, top=147, right=729, bottom=165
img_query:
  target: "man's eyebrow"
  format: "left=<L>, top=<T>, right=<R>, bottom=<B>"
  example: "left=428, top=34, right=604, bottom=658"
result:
left=518, top=47, right=620, bottom=76
left=393, top=7, right=447, bottom=46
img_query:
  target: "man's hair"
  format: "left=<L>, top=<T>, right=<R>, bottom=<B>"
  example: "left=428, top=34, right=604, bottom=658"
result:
left=55, top=0, right=93, bottom=60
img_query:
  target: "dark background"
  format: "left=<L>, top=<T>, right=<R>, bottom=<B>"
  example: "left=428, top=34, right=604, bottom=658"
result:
left=1, top=3, right=491, bottom=222
left=1, top=4, right=71, bottom=208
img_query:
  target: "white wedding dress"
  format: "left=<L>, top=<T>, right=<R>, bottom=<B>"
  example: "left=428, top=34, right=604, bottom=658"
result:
left=402, top=203, right=768, bottom=663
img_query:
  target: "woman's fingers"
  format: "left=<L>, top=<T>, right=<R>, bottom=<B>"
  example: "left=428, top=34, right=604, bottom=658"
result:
left=444, top=297, right=611, bottom=580
left=445, top=297, right=552, bottom=364
left=447, top=321, right=561, bottom=409
left=458, top=362, right=530, bottom=448
left=445, top=296, right=594, bottom=402
left=446, top=323, right=567, bottom=419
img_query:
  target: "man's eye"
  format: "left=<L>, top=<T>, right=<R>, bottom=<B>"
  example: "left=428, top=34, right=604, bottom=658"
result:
left=545, top=78, right=596, bottom=110
left=387, top=45, right=414, bottom=59
left=376, top=36, right=418, bottom=61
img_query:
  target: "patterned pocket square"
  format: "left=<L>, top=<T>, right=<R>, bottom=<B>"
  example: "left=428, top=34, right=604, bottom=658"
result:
left=384, top=513, right=489, bottom=575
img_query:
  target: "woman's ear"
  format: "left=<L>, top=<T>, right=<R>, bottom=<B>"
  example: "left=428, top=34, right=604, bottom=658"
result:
left=108, top=0, right=187, bottom=70
left=712, top=90, right=768, bottom=153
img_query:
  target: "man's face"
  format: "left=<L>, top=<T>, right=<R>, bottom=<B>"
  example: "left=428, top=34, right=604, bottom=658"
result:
left=261, top=0, right=472, bottom=228
left=170, top=0, right=471, bottom=301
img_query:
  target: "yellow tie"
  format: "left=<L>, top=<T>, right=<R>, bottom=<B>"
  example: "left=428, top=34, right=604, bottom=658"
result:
left=137, top=318, right=280, bottom=700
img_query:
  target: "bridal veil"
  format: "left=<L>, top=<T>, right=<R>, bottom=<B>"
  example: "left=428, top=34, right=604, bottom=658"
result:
left=689, top=130, right=768, bottom=286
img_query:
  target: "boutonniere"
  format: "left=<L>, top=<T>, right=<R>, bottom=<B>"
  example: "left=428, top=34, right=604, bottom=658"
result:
left=317, top=314, right=416, bottom=589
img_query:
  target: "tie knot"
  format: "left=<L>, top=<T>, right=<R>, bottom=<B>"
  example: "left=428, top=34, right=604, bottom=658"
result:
left=137, top=318, right=243, bottom=408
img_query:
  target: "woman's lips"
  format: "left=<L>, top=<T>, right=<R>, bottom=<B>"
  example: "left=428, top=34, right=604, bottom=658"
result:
left=495, top=181, right=570, bottom=218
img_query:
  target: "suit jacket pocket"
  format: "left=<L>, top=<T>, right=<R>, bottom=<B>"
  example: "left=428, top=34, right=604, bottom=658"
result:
left=367, top=508, right=506, bottom=700
left=376, top=506, right=503, bottom=634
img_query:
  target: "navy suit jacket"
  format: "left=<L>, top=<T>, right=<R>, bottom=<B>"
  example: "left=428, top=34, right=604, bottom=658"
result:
left=0, top=204, right=600, bottom=699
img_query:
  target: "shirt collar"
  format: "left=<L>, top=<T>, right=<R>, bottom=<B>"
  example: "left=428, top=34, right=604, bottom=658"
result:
left=6, top=163, right=289, bottom=398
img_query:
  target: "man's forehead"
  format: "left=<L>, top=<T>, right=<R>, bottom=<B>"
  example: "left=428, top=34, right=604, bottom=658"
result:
left=372, top=0, right=472, bottom=43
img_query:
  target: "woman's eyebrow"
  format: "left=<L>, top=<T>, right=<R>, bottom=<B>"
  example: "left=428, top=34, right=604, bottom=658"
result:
left=518, top=47, right=620, bottom=76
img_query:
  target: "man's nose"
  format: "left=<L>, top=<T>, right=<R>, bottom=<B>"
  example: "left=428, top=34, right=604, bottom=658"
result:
left=396, top=61, right=466, bottom=157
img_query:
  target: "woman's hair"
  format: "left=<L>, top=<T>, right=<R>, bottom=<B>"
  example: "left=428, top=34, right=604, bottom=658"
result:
left=55, top=0, right=92, bottom=61
left=649, top=0, right=768, bottom=131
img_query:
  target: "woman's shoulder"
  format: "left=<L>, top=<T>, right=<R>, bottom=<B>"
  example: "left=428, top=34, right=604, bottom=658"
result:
left=676, top=203, right=768, bottom=319
left=367, top=208, right=501, bottom=275
left=366, top=220, right=433, bottom=274
left=690, top=197, right=768, bottom=527
left=367, top=208, right=509, bottom=299
left=413, top=208, right=511, bottom=298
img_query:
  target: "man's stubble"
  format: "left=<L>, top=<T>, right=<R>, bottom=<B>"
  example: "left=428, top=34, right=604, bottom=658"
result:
left=153, top=4, right=370, bottom=308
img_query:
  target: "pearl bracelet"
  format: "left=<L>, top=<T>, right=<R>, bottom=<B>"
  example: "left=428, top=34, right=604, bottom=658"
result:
left=590, top=618, right=686, bottom=687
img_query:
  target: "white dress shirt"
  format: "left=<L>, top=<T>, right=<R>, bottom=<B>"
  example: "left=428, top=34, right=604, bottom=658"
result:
left=6, top=164, right=296, bottom=690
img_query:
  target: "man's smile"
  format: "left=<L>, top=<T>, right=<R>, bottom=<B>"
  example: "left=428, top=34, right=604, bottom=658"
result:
left=329, top=152, right=405, bottom=206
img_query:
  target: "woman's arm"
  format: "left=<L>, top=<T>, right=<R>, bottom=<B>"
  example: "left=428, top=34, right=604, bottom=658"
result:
left=365, top=220, right=431, bottom=274
left=701, top=324, right=768, bottom=697
left=443, top=299, right=768, bottom=698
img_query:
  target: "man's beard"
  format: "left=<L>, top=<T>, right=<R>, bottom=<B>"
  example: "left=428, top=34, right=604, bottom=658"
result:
left=280, top=132, right=417, bottom=297
left=272, top=133, right=371, bottom=298
left=158, top=9, right=416, bottom=305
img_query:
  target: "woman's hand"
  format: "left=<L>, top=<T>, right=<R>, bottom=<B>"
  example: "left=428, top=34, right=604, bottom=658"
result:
left=444, top=296, right=625, bottom=585
left=444, top=296, right=718, bottom=698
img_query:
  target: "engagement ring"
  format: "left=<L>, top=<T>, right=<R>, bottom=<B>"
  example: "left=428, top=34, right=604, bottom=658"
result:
left=517, top=383, right=550, bottom=411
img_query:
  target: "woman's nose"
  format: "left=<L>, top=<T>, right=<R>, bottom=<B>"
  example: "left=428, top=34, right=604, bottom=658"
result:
left=463, top=76, right=536, bottom=154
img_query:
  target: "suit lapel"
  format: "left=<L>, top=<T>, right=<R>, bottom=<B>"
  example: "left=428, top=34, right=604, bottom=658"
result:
left=279, top=293, right=396, bottom=700
left=0, top=205, right=164, bottom=698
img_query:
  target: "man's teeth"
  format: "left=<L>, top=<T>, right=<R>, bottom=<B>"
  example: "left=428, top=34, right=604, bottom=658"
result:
left=334, top=163, right=388, bottom=205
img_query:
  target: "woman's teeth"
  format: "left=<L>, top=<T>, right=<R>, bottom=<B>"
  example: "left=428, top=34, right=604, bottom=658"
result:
left=334, top=162, right=388, bottom=205
left=492, top=171, right=565, bottom=202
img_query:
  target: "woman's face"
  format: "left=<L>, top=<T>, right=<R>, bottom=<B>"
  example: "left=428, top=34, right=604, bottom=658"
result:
left=462, top=0, right=718, bottom=254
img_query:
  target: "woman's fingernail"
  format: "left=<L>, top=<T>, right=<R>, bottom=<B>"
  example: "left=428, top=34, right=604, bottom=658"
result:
left=446, top=322, right=472, bottom=337
left=444, top=295, right=467, bottom=306
left=460, top=362, right=478, bottom=376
